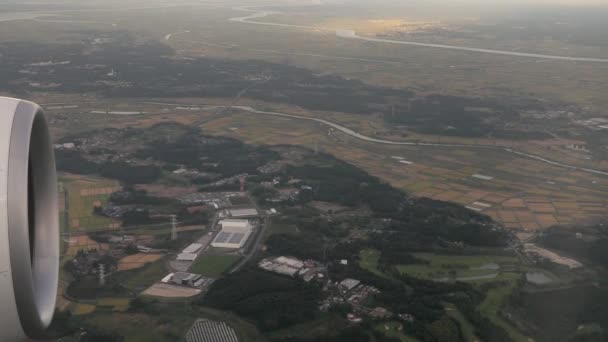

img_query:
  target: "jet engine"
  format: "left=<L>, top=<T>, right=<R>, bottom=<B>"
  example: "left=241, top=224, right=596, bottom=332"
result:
left=0, top=97, right=59, bottom=341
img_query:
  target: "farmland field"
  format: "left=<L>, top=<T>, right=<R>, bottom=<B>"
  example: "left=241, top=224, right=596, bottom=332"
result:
left=200, top=110, right=608, bottom=234
left=123, top=260, right=168, bottom=290
left=190, top=255, right=242, bottom=277
left=60, top=173, right=121, bottom=232
left=117, top=253, right=164, bottom=271
left=396, top=253, right=519, bottom=283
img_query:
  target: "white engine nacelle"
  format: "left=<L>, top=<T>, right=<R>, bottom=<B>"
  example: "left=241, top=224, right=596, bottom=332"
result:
left=0, top=97, right=59, bottom=340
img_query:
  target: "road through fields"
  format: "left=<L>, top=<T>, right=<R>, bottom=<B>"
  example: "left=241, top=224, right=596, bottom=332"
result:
left=229, top=6, right=608, bottom=63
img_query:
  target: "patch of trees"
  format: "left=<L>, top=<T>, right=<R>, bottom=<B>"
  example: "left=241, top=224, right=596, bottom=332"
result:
left=284, top=155, right=509, bottom=248
left=55, top=149, right=98, bottom=174
left=80, top=330, right=124, bottom=342
left=110, top=188, right=171, bottom=205
left=385, top=95, right=550, bottom=139
left=2, top=38, right=549, bottom=140
left=136, top=132, right=279, bottom=177
left=55, top=150, right=161, bottom=184
left=177, top=207, right=210, bottom=226
left=99, top=162, right=161, bottom=184
left=536, top=225, right=608, bottom=268
left=66, top=276, right=129, bottom=299
left=121, top=209, right=165, bottom=226
left=201, top=269, right=322, bottom=331
left=271, top=326, right=402, bottom=342
left=266, top=232, right=326, bottom=261
left=328, top=260, right=491, bottom=341
left=507, top=285, right=608, bottom=342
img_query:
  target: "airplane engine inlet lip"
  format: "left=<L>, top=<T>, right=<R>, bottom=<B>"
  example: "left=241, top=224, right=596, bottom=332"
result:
left=7, top=100, right=59, bottom=338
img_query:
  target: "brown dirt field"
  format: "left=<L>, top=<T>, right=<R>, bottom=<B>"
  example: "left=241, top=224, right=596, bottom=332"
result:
left=521, top=222, right=541, bottom=231
left=66, top=235, right=109, bottom=256
left=135, top=184, right=198, bottom=198
left=433, top=191, right=463, bottom=201
left=535, top=214, right=559, bottom=228
left=117, top=253, right=162, bottom=271
left=515, top=211, right=536, bottom=222
left=527, top=203, right=556, bottom=213
left=553, top=202, right=579, bottom=210
left=502, top=199, right=526, bottom=208
left=497, top=211, right=518, bottom=223
left=424, top=167, right=452, bottom=176
left=464, top=191, right=490, bottom=202
left=481, top=193, right=511, bottom=204
left=142, top=283, right=201, bottom=298
left=81, top=187, right=117, bottom=196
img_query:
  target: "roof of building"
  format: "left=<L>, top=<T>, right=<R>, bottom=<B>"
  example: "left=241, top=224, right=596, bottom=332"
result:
left=177, top=253, right=198, bottom=261
left=185, top=319, right=239, bottom=342
left=183, top=243, right=203, bottom=254
left=228, top=208, right=258, bottom=217
left=275, top=256, right=304, bottom=269
left=173, top=272, right=201, bottom=283
left=221, top=218, right=250, bottom=228
left=259, top=260, right=300, bottom=277
left=161, top=273, right=174, bottom=283
left=211, top=230, right=251, bottom=249
left=339, top=278, right=361, bottom=291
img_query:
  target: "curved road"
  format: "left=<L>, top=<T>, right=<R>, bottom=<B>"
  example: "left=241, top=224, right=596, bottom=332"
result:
left=229, top=105, right=608, bottom=177
left=230, top=7, right=608, bottom=63
left=40, top=101, right=608, bottom=177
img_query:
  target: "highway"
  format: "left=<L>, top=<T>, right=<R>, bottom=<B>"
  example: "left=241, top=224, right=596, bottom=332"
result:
left=229, top=7, right=608, bottom=63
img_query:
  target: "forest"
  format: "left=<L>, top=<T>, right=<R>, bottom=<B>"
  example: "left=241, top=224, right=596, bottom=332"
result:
left=0, top=33, right=549, bottom=138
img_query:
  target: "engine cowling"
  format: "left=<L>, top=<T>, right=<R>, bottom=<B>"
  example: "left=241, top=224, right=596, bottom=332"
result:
left=0, top=97, right=59, bottom=341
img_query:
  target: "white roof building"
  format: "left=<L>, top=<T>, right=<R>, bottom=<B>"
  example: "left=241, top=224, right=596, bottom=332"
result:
left=339, top=278, right=360, bottom=292
left=211, top=219, right=253, bottom=249
left=177, top=253, right=198, bottom=261
left=183, top=243, right=203, bottom=254
left=220, top=219, right=250, bottom=231
left=227, top=208, right=258, bottom=218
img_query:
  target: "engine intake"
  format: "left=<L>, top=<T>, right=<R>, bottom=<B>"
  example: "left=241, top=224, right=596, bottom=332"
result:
left=0, top=97, right=59, bottom=340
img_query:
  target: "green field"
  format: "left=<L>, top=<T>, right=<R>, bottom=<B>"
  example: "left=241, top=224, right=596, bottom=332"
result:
left=123, top=260, right=168, bottom=290
left=60, top=174, right=120, bottom=231
left=479, top=282, right=529, bottom=342
left=444, top=303, right=476, bottom=342
left=360, top=249, right=528, bottom=341
left=190, top=255, right=242, bottom=277
left=374, top=321, right=419, bottom=342
left=83, top=305, right=267, bottom=342
left=359, top=249, right=388, bottom=278
left=396, top=253, right=519, bottom=283
left=96, top=297, right=131, bottom=312
left=84, top=311, right=193, bottom=342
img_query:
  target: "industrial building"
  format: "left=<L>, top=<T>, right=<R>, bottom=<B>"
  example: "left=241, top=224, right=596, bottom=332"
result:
left=183, top=243, right=203, bottom=254
left=185, top=319, right=239, bottom=342
left=227, top=208, right=258, bottom=218
left=258, top=256, right=305, bottom=277
left=162, top=272, right=214, bottom=288
left=339, top=278, right=361, bottom=293
left=210, top=219, right=253, bottom=249
left=177, top=253, right=198, bottom=261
